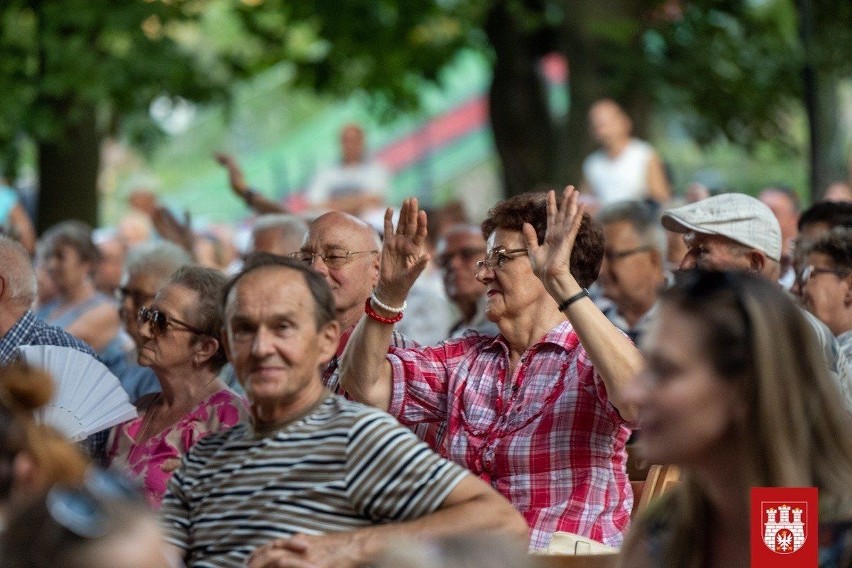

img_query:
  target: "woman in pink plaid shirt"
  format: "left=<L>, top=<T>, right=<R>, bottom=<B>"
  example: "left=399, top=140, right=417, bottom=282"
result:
left=340, top=187, right=643, bottom=549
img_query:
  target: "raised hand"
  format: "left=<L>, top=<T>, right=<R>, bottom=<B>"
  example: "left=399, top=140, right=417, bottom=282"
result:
left=214, top=152, right=250, bottom=197
left=375, top=197, right=430, bottom=307
left=522, top=187, right=584, bottom=295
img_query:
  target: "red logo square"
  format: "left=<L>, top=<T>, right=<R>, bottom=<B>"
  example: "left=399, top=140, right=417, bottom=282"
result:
left=751, top=487, right=818, bottom=567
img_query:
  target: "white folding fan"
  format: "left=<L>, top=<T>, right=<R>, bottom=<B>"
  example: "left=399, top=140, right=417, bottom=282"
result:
left=16, top=345, right=138, bottom=442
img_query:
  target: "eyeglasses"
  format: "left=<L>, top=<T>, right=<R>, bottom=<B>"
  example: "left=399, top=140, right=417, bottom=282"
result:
left=289, top=249, right=378, bottom=269
left=604, top=245, right=653, bottom=263
left=137, top=306, right=207, bottom=337
left=475, top=247, right=528, bottom=272
left=436, top=246, right=486, bottom=269
left=115, top=286, right=156, bottom=307
left=797, top=265, right=850, bottom=287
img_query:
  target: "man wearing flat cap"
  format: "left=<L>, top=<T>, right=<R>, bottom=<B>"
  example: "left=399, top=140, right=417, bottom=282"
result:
left=663, top=192, right=852, bottom=408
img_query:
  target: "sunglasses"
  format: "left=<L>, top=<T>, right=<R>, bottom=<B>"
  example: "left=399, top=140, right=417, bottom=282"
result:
left=137, top=306, right=207, bottom=337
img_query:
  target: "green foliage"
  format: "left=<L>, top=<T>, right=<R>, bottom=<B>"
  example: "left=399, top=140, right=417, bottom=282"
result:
left=0, top=0, right=256, bottom=176
left=645, top=0, right=803, bottom=150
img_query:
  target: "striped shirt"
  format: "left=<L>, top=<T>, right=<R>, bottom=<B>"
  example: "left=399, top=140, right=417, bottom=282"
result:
left=387, top=321, right=632, bottom=550
left=160, top=394, right=467, bottom=568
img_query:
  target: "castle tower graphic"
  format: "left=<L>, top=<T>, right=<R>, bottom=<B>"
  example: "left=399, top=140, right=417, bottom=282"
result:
left=762, top=503, right=807, bottom=553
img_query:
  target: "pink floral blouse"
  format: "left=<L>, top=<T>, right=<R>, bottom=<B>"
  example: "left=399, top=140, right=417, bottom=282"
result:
left=107, top=389, right=248, bottom=508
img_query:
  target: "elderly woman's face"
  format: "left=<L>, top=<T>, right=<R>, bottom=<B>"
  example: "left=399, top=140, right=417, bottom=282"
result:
left=44, top=243, right=89, bottom=293
left=627, top=304, right=746, bottom=468
left=136, top=283, right=201, bottom=372
left=477, top=228, right=548, bottom=325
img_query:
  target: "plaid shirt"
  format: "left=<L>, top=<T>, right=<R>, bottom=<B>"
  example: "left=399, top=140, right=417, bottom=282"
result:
left=386, top=321, right=632, bottom=550
left=0, top=310, right=96, bottom=365
left=0, top=310, right=108, bottom=461
left=323, top=326, right=443, bottom=447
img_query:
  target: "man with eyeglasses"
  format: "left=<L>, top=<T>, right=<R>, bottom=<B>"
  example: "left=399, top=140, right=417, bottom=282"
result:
left=795, top=228, right=852, bottom=362
left=160, top=254, right=527, bottom=567
left=436, top=225, right=498, bottom=338
left=595, top=200, right=668, bottom=344
left=663, top=192, right=852, bottom=408
left=291, top=211, right=420, bottom=395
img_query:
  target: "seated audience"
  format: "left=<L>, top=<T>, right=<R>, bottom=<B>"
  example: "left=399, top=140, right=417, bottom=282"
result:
left=1, top=468, right=179, bottom=568
left=160, top=254, right=527, bottom=567
left=663, top=193, right=852, bottom=408
left=435, top=224, right=498, bottom=338
left=758, top=185, right=800, bottom=288
left=0, top=236, right=108, bottom=460
left=93, top=230, right=127, bottom=296
left=247, top=214, right=308, bottom=257
left=796, top=200, right=852, bottom=250
left=619, top=270, right=852, bottom=568
left=107, top=266, right=247, bottom=508
left=113, top=241, right=194, bottom=402
left=795, top=228, right=852, bottom=356
left=596, top=200, right=668, bottom=344
left=291, top=210, right=418, bottom=394
left=35, top=221, right=127, bottom=375
left=339, top=189, right=642, bottom=549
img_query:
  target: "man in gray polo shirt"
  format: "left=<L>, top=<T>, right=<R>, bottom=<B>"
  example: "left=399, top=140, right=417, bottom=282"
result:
left=662, top=193, right=852, bottom=408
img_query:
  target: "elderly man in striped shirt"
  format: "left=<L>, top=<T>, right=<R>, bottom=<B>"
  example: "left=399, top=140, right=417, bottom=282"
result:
left=160, top=254, right=526, bottom=568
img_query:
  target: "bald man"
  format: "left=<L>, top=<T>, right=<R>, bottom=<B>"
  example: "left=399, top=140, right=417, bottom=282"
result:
left=292, top=211, right=418, bottom=392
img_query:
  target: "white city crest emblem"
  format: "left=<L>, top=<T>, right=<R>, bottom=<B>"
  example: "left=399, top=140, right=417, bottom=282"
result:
left=761, top=502, right=808, bottom=554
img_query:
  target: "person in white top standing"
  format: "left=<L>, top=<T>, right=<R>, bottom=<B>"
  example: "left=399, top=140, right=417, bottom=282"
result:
left=581, top=99, right=671, bottom=207
left=306, top=123, right=390, bottom=219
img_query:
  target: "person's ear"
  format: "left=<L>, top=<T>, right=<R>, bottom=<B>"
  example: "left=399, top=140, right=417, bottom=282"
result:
left=317, top=320, right=340, bottom=365
left=748, top=250, right=767, bottom=274
left=193, top=335, right=220, bottom=366
left=370, top=253, right=381, bottom=287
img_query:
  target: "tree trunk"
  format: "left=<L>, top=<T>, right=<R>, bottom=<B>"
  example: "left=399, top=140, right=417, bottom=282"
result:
left=557, top=0, right=653, bottom=185
left=485, top=1, right=558, bottom=198
left=36, top=103, right=100, bottom=233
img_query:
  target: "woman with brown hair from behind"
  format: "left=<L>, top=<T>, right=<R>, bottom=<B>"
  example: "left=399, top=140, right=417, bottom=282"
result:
left=0, top=363, right=90, bottom=528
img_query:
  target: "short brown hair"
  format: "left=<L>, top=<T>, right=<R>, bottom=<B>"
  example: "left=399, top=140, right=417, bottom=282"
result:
left=481, top=192, right=604, bottom=288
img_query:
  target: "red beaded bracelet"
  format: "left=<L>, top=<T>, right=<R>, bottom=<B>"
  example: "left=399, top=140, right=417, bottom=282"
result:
left=364, top=297, right=403, bottom=324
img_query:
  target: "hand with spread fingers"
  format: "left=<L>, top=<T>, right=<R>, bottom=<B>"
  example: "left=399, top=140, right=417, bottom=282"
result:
left=522, top=186, right=584, bottom=298
left=375, top=197, right=431, bottom=308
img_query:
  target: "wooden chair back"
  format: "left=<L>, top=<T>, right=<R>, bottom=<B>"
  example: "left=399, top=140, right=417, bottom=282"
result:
left=634, top=463, right=680, bottom=517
